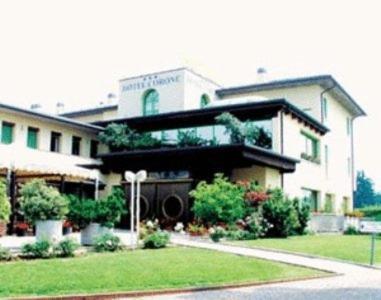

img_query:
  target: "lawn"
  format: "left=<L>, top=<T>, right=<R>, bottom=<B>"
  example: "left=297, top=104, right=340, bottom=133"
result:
left=232, top=234, right=381, bottom=266
left=0, top=247, right=326, bottom=298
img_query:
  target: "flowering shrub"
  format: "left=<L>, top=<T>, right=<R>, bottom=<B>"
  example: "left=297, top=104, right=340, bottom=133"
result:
left=187, top=223, right=207, bottom=236
left=140, top=219, right=159, bottom=239
left=0, top=246, right=11, bottom=261
left=174, top=222, right=185, bottom=233
left=209, top=226, right=226, bottom=242
left=94, top=233, right=122, bottom=252
left=143, top=231, right=170, bottom=249
left=21, top=239, right=54, bottom=259
left=54, top=238, right=79, bottom=257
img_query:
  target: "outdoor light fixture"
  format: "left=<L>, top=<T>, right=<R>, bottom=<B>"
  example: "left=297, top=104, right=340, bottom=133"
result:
left=124, top=170, right=147, bottom=249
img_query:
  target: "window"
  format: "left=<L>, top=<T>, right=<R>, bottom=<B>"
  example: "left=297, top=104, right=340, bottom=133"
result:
left=50, top=132, right=61, bottom=152
left=71, top=136, right=81, bottom=156
left=90, top=140, right=99, bottom=158
left=301, top=131, right=320, bottom=162
left=302, top=188, right=319, bottom=212
left=200, top=94, right=210, bottom=108
left=1, top=122, right=14, bottom=144
left=142, top=89, right=159, bottom=116
left=27, top=127, right=39, bottom=149
left=322, top=97, right=328, bottom=122
left=346, top=117, right=352, bottom=136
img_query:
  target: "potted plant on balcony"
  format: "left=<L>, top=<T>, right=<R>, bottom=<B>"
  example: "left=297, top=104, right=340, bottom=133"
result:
left=0, top=179, right=11, bottom=237
left=19, top=179, right=68, bottom=241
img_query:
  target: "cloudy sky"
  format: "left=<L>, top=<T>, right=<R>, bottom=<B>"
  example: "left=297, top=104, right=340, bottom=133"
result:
left=0, top=0, right=380, bottom=189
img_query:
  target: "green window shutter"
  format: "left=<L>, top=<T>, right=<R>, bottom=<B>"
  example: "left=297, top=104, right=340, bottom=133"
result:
left=1, top=122, right=14, bottom=144
left=27, top=128, right=38, bottom=149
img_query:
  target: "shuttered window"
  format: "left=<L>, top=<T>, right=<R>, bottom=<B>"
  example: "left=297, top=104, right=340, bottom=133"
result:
left=1, top=122, right=14, bottom=144
left=50, top=132, right=61, bottom=152
left=27, top=127, right=39, bottom=149
left=72, top=136, right=81, bottom=156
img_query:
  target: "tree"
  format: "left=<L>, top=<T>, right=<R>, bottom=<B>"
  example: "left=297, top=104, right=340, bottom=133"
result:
left=354, top=171, right=376, bottom=208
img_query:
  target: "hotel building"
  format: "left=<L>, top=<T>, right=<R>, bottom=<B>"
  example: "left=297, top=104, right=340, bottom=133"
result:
left=1, top=67, right=365, bottom=229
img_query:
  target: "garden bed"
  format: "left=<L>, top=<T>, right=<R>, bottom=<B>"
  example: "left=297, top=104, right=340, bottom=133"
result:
left=0, top=247, right=327, bottom=298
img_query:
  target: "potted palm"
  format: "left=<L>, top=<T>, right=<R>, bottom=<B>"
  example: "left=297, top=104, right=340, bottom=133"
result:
left=19, top=179, right=68, bottom=241
left=0, top=179, right=11, bottom=237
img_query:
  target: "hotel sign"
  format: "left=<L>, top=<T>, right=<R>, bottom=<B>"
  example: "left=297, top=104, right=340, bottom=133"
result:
left=122, top=74, right=181, bottom=92
left=360, top=221, right=381, bottom=233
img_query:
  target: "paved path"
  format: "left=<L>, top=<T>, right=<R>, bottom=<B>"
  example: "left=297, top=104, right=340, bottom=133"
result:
left=136, top=235, right=381, bottom=300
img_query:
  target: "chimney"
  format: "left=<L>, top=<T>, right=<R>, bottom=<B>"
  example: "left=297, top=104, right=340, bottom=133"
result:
left=256, top=67, right=268, bottom=84
left=107, top=93, right=116, bottom=104
left=30, top=103, right=42, bottom=111
left=56, top=102, right=65, bottom=114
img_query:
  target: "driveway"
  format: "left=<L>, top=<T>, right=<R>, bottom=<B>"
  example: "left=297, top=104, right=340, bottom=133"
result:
left=136, top=235, right=381, bottom=300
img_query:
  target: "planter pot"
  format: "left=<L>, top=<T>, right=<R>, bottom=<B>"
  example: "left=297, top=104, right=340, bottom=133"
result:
left=81, top=223, right=100, bottom=246
left=98, top=226, right=114, bottom=236
left=35, top=220, right=63, bottom=242
left=0, top=221, right=7, bottom=237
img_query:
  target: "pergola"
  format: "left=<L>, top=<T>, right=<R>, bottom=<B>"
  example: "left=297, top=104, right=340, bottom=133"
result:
left=0, top=144, right=103, bottom=233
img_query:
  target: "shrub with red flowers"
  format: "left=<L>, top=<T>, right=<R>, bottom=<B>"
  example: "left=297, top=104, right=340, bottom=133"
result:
left=237, top=180, right=269, bottom=207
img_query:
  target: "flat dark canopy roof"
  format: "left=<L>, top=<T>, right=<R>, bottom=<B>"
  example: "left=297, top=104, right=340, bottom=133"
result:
left=98, top=144, right=299, bottom=174
left=94, top=99, right=328, bottom=134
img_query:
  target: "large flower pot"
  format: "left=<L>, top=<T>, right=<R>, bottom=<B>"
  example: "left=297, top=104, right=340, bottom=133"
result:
left=0, top=221, right=7, bottom=237
left=81, top=223, right=101, bottom=246
left=35, top=220, right=63, bottom=242
left=98, top=226, right=114, bottom=236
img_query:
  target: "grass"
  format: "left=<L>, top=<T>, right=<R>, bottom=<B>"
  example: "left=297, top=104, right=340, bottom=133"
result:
left=0, top=247, right=325, bottom=298
left=232, top=234, right=381, bottom=265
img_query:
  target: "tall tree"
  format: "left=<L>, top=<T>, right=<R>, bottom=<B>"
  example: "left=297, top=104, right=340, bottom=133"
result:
left=354, top=171, right=376, bottom=208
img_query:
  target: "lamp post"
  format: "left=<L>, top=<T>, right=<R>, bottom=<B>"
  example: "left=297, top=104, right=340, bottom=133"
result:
left=124, top=171, right=136, bottom=249
left=124, top=170, right=147, bottom=249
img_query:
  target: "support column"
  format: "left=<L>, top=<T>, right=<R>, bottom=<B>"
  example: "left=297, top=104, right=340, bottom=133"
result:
left=59, top=175, right=65, bottom=193
left=8, top=170, right=16, bottom=234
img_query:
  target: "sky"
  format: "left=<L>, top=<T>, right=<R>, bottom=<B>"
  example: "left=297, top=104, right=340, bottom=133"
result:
left=0, top=0, right=380, bottom=189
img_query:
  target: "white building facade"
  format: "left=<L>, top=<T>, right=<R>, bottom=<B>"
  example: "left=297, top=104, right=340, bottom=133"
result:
left=1, top=67, right=365, bottom=230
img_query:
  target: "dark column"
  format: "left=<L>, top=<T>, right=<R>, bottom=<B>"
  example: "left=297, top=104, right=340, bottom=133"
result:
left=59, top=175, right=65, bottom=193
left=8, top=170, right=16, bottom=234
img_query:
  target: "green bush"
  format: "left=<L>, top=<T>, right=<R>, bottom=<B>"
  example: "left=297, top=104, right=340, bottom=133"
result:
left=94, top=233, right=122, bottom=252
left=22, top=240, right=53, bottom=258
left=0, top=246, right=11, bottom=261
left=209, top=226, right=226, bottom=242
left=359, top=205, right=381, bottom=221
left=143, top=231, right=170, bottom=249
left=19, top=179, right=68, bottom=223
left=54, top=238, right=79, bottom=257
left=292, top=198, right=311, bottom=235
left=99, top=123, right=161, bottom=151
left=0, top=180, right=11, bottom=223
left=344, top=225, right=359, bottom=235
left=67, top=187, right=126, bottom=229
left=190, top=174, right=245, bottom=225
left=98, top=123, right=130, bottom=151
left=177, top=129, right=207, bottom=147
left=66, top=195, right=98, bottom=229
left=262, top=189, right=299, bottom=238
left=215, top=113, right=245, bottom=144
left=96, top=187, right=126, bottom=228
